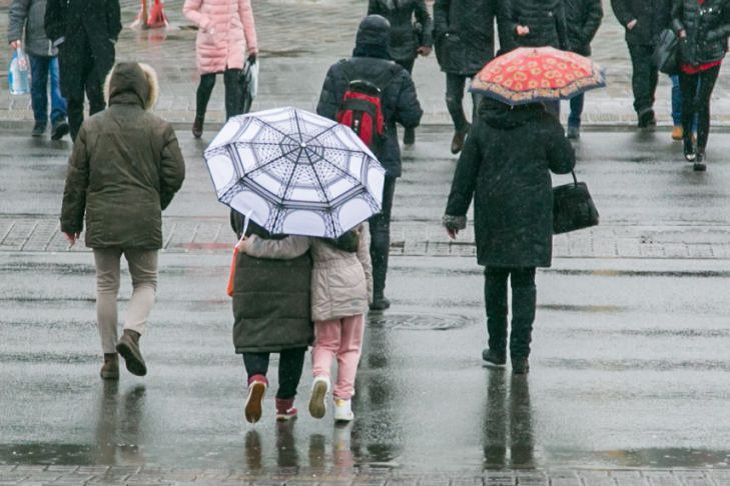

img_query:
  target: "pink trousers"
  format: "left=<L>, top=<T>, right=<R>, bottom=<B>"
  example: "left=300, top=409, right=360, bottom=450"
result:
left=311, top=314, right=365, bottom=400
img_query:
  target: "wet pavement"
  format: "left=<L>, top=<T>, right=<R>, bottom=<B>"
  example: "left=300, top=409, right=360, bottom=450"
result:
left=1, top=124, right=730, bottom=481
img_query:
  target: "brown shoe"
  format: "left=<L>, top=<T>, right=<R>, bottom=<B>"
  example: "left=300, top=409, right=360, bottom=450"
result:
left=116, top=330, right=147, bottom=376
left=192, top=115, right=204, bottom=138
left=450, top=124, right=470, bottom=154
left=671, top=125, right=683, bottom=141
left=100, top=353, right=119, bottom=380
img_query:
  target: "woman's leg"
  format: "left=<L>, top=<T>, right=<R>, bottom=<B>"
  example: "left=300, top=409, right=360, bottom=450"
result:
left=333, top=314, right=365, bottom=400
left=277, top=347, right=307, bottom=399
left=508, top=267, right=537, bottom=364
left=122, top=249, right=158, bottom=338
left=93, top=248, right=123, bottom=354
left=484, top=266, right=509, bottom=361
left=242, top=352, right=269, bottom=423
left=695, top=65, right=721, bottom=155
left=312, top=319, right=341, bottom=380
left=678, top=71, right=699, bottom=159
left=223, top=68, right=243, bottom=120
left=195, top=73, right=216, bottom=119
left=243, top=352, right=270, bottom=382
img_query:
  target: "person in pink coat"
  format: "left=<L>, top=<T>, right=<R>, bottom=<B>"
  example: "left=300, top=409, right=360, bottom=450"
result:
left=183, top=0, right=258, bottom=138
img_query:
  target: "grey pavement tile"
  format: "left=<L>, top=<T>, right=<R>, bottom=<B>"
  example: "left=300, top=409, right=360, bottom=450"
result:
left=643, top=471, right=682, bottom=486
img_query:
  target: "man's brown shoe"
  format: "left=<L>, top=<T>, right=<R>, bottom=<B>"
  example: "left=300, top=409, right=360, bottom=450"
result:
left=116, top=330, right=147, bottom=376
left=100, top=353, right=119, bottom=380
left=450, top=124, right=470, bottom=154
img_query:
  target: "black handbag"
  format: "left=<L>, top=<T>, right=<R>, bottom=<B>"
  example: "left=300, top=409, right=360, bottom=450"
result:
left=653, top=28, right=680, bottom=75
left=552, top=170, right=599, bottom=234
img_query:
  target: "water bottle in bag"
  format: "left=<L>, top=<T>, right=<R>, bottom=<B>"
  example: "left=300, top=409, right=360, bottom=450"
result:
left=8, top=47, right=31, bottom=95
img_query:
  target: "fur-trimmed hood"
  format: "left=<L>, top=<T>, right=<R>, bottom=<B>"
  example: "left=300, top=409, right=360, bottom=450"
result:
left=104, top=62, right=159, bottom=110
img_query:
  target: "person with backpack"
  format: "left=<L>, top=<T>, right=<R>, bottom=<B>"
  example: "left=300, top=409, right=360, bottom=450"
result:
left=367, top=0, right=433, bottom=148
left=317, top=15, right=423, bottom=311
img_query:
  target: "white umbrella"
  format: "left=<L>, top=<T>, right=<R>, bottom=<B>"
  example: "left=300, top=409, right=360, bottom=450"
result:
left=204, top=107, right=385, bottom=238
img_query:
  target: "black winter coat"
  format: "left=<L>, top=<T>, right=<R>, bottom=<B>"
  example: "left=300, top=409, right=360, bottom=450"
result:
left=672, top=0, right=730, bottom=66
left=45, top=0, right=121, bottom=94
left=444, top=101, right=575, bottom=268
left=502, top=0, right=569, bottom=51
left=230, top=212, right=313, bottom=354
left=316, top=56, right=423, bottom=178
left=610, top=0, right=671, bottom=46
left=368, top=0, right=434, bottom=62
left=564, top=0, right=603, bottom=56
left=433, top=0, right=509, bottom=75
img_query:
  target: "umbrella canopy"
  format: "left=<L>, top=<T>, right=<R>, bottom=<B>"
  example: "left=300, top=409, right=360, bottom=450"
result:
left=470, top=47, right=606, bottom=105
left=204, top=107, right=386, bottom=238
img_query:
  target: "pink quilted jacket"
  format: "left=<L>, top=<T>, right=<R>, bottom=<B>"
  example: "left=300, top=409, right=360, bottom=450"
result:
left=183, top=0, right=258, bottom=74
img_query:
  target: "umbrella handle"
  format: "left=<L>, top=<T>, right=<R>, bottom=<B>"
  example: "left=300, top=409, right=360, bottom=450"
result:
left=235, top=209, right=254, bottom=249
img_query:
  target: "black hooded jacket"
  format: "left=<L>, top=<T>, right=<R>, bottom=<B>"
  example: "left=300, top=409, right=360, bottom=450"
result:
left=444, top=100, right=575, bottom=267
left=672, top=0, right=730, bottom=65
left=316, top=15, right=423, bottom=178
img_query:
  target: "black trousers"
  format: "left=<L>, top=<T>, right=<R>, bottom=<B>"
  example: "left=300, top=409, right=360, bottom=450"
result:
left=242, top=347, right=306, bottom=400
left=484, top=266, right=537, bottom=359
left=195, top=69, right=243, bottom=121
left=445, top=72, right=481, bottom=132
left=369, top=175, right=397, bottom=297
left=679, top=65, right=721, bottom=152
left=59, top=34, right=108, bottom=141
left=627, top=43, right=659, bottom=116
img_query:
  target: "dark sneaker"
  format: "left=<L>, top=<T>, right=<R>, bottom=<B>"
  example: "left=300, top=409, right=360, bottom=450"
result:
left=192, top=116, right=204, bottom=138
left=31, top=123, right=46, bottom=137
left=369, top=295, right=391, bottom=311
left=637, top=111, right=656, bottom=130
left=566, top=125, right=580, bottom=140
left=51, top=119, right=69, bottom=140
left=693, top=152, right=706, bottom=172
left=450, top=124, right=470, bottom=154
left=482, top=348, right=506, bottom=367
left=245, top=377, right=267, bottom=423
left=115, top=330, right=147, bottom=376
left=512, top=357, right=530, bottom=375
left=100, top=353, right=119, bottom=380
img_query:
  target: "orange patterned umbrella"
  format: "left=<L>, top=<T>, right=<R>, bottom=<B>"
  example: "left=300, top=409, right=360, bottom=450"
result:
left=470, top=47, right=606, bottom=105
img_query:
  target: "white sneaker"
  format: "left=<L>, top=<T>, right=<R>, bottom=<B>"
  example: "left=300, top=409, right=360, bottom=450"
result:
left=334, top=398, right=354, bottom=422
left=308, top=376, right=330, bottom=419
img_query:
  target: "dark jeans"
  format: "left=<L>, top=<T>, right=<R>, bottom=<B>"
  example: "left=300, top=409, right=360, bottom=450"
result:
left=28, top=54, right=67, bottom=126
left=60, top=35, right=107, bottom=141
left=195, top=69, right=243, bottom=121
left=369, top=175, right=397, bottom=297
left=679, top=65, right=720, bottom=152
left=567, top=93, right=584, bottom=128
left=484, top=266, right=537, bottom=359
left=445, top=72, right=481, bottom=132
left=242, top=347, right=307, bottom=400
left=627, top=43, right=658, bottom=116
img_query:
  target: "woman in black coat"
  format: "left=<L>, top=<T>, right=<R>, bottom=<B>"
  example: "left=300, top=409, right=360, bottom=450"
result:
left=443, top=99, right=575, bottom=374
left=672, top=0, right=730, bottom=171
left=367, top=0, right=433, bottom=146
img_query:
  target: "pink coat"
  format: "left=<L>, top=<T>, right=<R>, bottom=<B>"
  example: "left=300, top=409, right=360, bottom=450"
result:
left=183, top=0, right=258, bottom=74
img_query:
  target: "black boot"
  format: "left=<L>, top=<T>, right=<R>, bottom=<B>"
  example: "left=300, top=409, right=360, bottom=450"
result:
left=510, top=286, right=536, bottom=374
left=192, top=115, right=204, bottom=138
left=482, top=274, right=507, bottom=367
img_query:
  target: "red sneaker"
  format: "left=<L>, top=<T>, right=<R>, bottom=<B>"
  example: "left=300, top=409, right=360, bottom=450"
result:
left=245, top=375, right=268, bottom=424
left=275, top=398, right=298, bottom=421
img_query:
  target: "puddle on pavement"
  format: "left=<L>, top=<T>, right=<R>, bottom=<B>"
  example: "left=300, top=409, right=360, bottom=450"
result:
left=367, top=312, right=468, bottom=331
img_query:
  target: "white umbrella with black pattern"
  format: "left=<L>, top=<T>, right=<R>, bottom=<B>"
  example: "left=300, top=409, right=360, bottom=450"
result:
left=203, top=106, right=385, bottom=238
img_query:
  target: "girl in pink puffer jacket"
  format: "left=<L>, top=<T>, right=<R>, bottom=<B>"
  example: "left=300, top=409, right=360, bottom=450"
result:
left=183, top=0, right=258, bottom=137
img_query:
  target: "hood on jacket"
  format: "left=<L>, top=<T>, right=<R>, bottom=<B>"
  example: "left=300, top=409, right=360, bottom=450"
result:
left=104, top=62, right=159, bottom=110
left=479, top=97, right=546, bottom=129
left=353, top=15, right=391, bottom=59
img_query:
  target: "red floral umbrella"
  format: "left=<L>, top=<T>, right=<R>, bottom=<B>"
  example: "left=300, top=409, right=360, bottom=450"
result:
left=470, top=47, right=606, bottom=105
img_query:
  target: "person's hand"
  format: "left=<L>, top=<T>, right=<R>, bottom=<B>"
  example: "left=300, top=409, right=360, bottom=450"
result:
left=64, top=232, right=80, bottom=246
left=516, top=25, right=530, bottom=36
left=10, top=40, right=20, bottom=49
left=626, top=19, right=638, bottom=30
left=417, top=45, right=432, bottom=56
left=678, top=29, right=687, bottom=39
left=446, top=227, right=458, bottom=240
left=247, top=52, right=257, bottom=63
left=235, top=236, right=250, bottom=253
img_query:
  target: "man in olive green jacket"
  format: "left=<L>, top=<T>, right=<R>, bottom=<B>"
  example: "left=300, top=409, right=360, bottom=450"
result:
left=60, top=62, right=185, bottom=380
